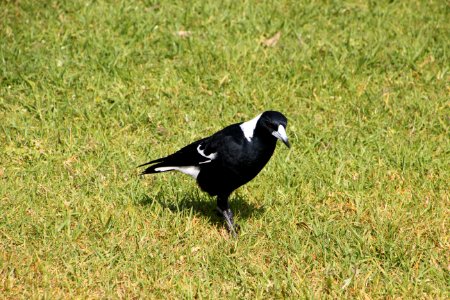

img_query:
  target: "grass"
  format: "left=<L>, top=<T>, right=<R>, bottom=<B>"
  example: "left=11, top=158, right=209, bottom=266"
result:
left=0, top=0, right=449, bottom=298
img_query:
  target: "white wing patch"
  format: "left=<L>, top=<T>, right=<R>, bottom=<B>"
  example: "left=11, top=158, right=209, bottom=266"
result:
left=196, top=144, right=217, bottom=162
left=240, top=113, right=262, bottom=142
left=154, top=166, right=200, bottom=179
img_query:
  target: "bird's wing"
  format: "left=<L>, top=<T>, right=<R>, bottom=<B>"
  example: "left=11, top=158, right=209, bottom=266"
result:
left=139, top=137, right=219, bottom=174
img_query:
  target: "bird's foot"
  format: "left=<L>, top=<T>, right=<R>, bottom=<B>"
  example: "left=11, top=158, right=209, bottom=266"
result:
left=216, top=207, right=239, bottom=238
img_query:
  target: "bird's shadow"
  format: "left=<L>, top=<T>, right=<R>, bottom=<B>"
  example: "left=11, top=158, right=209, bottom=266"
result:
left=138, top=191, right=265, bottom=228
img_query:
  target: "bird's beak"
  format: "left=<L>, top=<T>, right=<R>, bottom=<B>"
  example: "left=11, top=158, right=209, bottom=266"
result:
left=272, top=125, right=291, bottom=148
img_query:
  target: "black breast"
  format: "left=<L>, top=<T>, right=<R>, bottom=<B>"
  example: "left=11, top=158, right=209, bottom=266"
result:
left=197, top=134, right=277, bottom=196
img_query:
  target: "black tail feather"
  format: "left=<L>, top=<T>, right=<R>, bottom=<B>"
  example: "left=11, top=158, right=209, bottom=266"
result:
left=137, top=157, right=165, bottom=168
left=141, top=164, right=159, bottom=175
left=139, top=159, right=175, bottom=175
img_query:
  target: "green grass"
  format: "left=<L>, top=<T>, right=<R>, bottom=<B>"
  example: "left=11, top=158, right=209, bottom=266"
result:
left=1, top=0, right=449, bottom=298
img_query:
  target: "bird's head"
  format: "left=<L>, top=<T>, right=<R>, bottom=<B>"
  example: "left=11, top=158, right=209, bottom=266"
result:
left=259, top=111, right=290, bottom=148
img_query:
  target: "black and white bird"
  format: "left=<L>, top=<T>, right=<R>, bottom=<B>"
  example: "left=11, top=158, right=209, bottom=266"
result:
left=139, top=111, right=290, bottom=237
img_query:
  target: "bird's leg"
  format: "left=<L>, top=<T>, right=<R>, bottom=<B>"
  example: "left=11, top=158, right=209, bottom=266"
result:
left=216, top=194, right=238, bottom=237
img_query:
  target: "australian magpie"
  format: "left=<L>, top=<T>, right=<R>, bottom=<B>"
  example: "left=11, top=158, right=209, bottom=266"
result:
left=139, top=111, right=290, bottom=237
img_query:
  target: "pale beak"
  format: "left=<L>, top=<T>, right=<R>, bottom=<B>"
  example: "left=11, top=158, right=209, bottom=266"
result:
left=272, top=125, right=290, bottom=148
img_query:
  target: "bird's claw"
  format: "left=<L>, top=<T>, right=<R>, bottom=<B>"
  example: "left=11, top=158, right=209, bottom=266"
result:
left=216, top=207, right=239, bottom=238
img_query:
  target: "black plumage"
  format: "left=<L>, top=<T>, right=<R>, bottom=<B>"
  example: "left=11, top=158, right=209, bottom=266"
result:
left=139, top=111, right=290, bottom=236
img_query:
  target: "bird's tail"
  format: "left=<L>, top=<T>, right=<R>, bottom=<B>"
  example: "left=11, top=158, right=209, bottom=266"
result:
left=139, top=158, right=179, bottom=175
left=137, top=157, right=165, bottom=168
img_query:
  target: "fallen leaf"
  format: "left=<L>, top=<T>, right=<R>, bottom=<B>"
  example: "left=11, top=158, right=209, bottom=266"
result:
left=177, top=255, right=185, bottom=265
left=175, top=30, right=192, bottom=38
left=341, top=277, right=352, bottom=290
left=262, top=31, right=281, bottom=47
left=156, top=125, right=167, bottom=135
left=64, top=155, right=78, bottom=167
left=191, top=246, right=201, bottom=254
left=296, top=221, right=312, bottom=231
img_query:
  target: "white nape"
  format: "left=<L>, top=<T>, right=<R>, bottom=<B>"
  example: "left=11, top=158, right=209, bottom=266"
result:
left=154, top=166, right=200, bottom=179
left=240, top=113, right=262, bottom=142
left=197, top=144, right=217, bottom=160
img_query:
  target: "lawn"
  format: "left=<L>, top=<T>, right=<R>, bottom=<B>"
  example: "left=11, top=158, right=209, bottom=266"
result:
left=1, top=0, right=449, bottom=298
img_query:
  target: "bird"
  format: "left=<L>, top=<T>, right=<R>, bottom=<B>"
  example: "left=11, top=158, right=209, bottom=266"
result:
left=139, top=111, right=290, bottom=237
